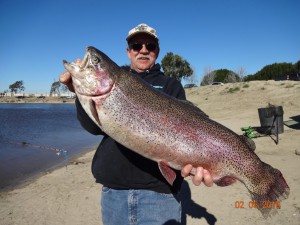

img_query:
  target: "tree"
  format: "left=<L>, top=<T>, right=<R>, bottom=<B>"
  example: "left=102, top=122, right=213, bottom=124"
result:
left=294, top=60, right=300, bottom=74
left=201, top=69, right=240, bottom=85
left=50, top=81, right=70, bottom=96
left=50, top=81, right=61, bottom=96
left=9, top=80, right=25, bottom=95
left=201, top=66, right=215, bottom=86
left=0, top=90, right=8, bottom=97
left=235, top=67, right=247, bottom=81
left=244, top=62, right=297, bottom=81
left=224, top=72, right=239, bottom=83
left=161, top=52, right=193, bottom=81
left=185, top=65, right=198, bottom=85
left=215, top=69, right=240, bottom=83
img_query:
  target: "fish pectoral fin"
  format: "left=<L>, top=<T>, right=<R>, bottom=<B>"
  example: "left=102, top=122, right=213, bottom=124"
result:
left=215, top=176, right=237, bottom=187
left=158, top=161, right=176, bottom=186
left=90, top=99, right=101, bottom=126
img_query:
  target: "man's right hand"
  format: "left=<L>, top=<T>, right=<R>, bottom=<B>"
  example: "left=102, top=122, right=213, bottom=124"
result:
left=59, top=59, right=82, bottom=93
left=59, top=71, right=74, bottom=93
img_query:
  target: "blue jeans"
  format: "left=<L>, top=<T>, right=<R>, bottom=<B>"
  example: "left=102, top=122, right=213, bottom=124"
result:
left=101, top=187, right=182, bottom=225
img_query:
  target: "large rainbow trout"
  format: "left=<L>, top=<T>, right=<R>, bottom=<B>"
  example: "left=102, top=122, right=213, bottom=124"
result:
left=63, top=47, right=289, bottom=217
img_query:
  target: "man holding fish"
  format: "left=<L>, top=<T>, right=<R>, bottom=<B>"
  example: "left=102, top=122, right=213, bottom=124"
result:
left=60, top=23, right=213, bottom=224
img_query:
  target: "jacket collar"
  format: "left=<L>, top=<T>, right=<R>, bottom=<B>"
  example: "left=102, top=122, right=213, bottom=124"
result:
left=122, top=64, right=161, bottom=76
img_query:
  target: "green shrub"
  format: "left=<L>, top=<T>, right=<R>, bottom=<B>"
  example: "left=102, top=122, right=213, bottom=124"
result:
left=228, top=87, right=240, bottom=93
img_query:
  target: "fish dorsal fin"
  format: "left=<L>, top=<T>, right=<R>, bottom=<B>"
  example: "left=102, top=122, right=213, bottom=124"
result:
left=158, top=161, right=176, bottom=186
left=240, top=135, right=256, bottom=151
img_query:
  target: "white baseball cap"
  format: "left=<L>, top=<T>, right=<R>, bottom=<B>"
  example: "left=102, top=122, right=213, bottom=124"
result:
left=126, top=23, right=159, bottom=42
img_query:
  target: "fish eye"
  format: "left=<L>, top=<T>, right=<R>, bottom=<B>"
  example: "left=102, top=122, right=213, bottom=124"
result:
left=91, top=55, right=100, bottom=64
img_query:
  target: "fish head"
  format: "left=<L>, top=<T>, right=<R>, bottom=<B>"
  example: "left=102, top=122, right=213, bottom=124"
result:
left=63, top=46, right=115, bottom=96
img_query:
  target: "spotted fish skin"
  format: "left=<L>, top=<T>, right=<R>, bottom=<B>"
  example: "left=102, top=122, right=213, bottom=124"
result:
left=63, top=46, right=289, bottom=217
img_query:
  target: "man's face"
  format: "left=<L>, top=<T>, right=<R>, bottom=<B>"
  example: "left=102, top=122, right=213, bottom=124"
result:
left=127, top=33, right=159, bottom=73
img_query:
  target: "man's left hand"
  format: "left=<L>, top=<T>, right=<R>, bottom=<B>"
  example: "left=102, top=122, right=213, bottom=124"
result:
left=181, top=164, right=213, bottom=187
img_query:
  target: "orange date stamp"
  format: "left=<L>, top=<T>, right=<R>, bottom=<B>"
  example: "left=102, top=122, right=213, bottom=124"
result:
left=234, top=200, right=281, bottom=209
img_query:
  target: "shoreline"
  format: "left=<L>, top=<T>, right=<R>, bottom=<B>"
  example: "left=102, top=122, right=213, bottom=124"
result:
left=0, top=147, right=97, bottom=193
left=0, top=96, right=75, bottom=104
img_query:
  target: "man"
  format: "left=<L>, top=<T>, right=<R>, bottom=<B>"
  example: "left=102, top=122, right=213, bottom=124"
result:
left=60, top=23, right=213, bottom=225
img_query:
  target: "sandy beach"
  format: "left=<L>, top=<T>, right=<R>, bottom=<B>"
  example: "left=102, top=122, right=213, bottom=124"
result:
left=0, top=80, right=299, bottom=225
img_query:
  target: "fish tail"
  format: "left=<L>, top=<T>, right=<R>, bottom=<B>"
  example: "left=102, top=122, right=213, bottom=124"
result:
left=249, top=162, right=289, bottom=218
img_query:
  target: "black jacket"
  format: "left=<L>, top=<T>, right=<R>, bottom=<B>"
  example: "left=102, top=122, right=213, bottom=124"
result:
left=76, top=64, right=186, bottom=194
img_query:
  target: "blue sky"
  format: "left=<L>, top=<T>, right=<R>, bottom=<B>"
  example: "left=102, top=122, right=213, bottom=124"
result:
left=0, top=0, right=299, bottom=94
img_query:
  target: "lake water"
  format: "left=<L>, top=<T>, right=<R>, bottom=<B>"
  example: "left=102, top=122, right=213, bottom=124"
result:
left=0, top=103, right=101, bottom=190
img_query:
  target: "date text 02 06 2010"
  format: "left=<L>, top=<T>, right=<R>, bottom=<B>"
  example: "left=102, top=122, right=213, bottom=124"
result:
left=234, top=201, right=281, bottom=209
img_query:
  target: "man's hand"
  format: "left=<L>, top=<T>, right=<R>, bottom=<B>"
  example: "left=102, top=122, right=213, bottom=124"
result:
left=181, top=164, right=213, bottom=187
left=59, top=71, right=74, bottom=92
left=59, top=59, right=82, bottom=93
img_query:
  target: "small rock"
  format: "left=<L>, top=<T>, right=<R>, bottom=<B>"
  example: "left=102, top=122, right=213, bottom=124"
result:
left=295, top=149, right=300, bottom=155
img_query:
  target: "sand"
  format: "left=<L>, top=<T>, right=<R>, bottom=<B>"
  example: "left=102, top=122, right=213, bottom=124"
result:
left=0, top=80, right=299, bottom=225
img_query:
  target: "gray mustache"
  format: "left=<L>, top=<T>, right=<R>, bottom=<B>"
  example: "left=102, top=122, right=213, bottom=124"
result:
left=136, top=55, right=152, bottom=60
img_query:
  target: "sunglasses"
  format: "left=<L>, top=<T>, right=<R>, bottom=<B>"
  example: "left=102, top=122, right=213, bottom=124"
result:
left=129, top=43, right=157, bottom=51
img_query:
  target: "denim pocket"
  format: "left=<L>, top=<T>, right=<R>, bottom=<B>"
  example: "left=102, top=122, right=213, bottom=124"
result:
left=158, top=192, right=175, bottom=199
left=102, top=186, right=111, bottom=193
